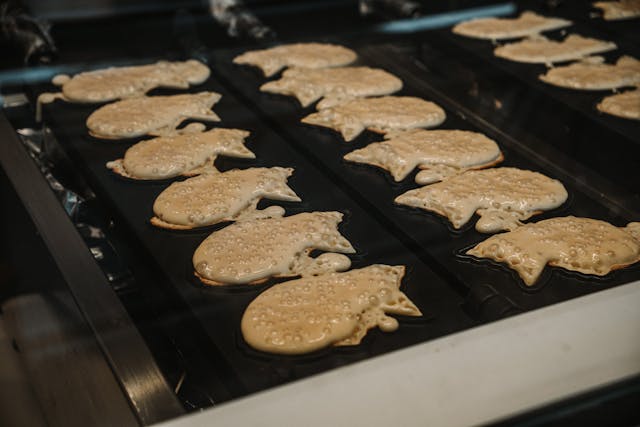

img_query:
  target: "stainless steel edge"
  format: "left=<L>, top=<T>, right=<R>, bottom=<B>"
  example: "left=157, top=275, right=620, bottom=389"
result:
left=0, top=112, right=185, bottom=425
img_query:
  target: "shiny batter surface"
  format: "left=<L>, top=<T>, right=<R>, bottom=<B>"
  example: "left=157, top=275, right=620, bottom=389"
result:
left=193, top=212, right=356, bottom=285
left=241, top=265, right=421, bottom=355
left=59, top=60, right=210, bottom=103
left=86, top=92, right=221, bottom=139
left=106, top=128, right=254, bottom=179
left=343, top=129, right=502, bottom=183
left=395, top=168, right=568, bottom=233
left=593, top=0, right=640, bottom=20
left=597, top=89, right=640, bottom=120
left=233, top=43, right=357, bottom=77
left=540, top=56, right=640, bottom=90
left=302, top=96, right=446, bottom=141
left=260, top=66, right=403, bottom=109
left=453, top=11, right=571, bottom=40
left=467, top=217, right=640, bottom=285
left=494, top=34, right=617, bottom=64
left=153, top=167, right=300, bottom=229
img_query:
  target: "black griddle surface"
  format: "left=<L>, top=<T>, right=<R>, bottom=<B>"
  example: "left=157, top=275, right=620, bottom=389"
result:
left=40, top=73, right=474, bottom=400
left=36, top=18, right=640, bottom=402
left=404, top=2, right=640, bottom=199
left=209, top=41, right=640, bottom=317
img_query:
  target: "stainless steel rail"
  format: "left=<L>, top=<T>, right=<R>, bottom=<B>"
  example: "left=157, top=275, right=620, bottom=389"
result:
left=0, top=112, right=185, bottom=425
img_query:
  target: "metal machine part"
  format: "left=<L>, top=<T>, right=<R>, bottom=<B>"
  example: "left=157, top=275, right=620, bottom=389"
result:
left=208, top=0, right=273, bottom=39
left=0, top=0, right=57, bottom=65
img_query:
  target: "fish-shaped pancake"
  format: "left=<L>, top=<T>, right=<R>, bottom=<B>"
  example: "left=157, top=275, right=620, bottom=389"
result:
left=260, top=66, right=403, bottom=109
left=597, top=89, right=640, bottom=120
left=494, top=34, right=617, bottom=64
left=467, top=217, right=640, bottom=286
left=36, top=60, right=211, bottom=121
left=540, top=56, right=640, bottom=90
left=343, top=129, right=502, bottom=184
left=593, top=0, right=640, bottom=21
left=301, top=96, right=446, bottom=141
left=55, top=60, right=210, bottom=103
left=106, top=128, right=254, bottom=179
left=241, top=264, right=421, bottom=355
left=233, top=43, right=357, bottom=77
left=453, top=11, right=571, bottom=40
left=86, top=92, right=221, bottom=139
left=395, top=168, right=568, bottom=233
left=152, top=167, right=301, bottom=230
left=193, top=212, right=356, bottom=285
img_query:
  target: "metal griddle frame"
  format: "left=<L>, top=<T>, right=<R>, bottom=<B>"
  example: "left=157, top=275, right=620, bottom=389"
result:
left=0, top=113, right=185, bottom=425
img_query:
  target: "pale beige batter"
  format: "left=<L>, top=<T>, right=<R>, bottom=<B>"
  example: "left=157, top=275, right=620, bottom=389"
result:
left=233, top=43, right=357, bottom=77
left=593, top=0, right=640, bottom=20
left=343, top=129, right=502, bottom=183
left=36, top=92, right=66, bottom=122
left=241, top=264, right=421, bottom=355
left=86, top=92, right=222, bottom=139
left=152, top=167, right=301, bottom=229
left=395, top=168, right=568, bottom=233
left=106, top=128, right=254, bottom=179
left=597, top=89, right=640, bottom=120
left=494, top=34, right=617, bottom=64
left=193, top=212, right=356, bottom=285
left=59, top=60, right=210, bottom=103
left=540, top=56, right=640, bottom=90
left=452, top=11, right=572, bottom=40
left=36, top=60, right=210, bottom=122
left=260, top=66, right=403, bottom=109
left=467, top=217, right=640, bottom=286
left=301, top=96, right=446, bottom=141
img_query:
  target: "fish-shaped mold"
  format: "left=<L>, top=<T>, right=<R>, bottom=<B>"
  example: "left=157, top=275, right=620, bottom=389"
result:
left=106, top=128, right=254, bottom=179
left=233, top=43, right=357, bottom=77
left=452, top=11, right=572, bottom=40
left=301, top=96, right=446, bottom=142
left=86, top=92, right=222, bottom=139
left=343, top=129, right=502, bottom=184
left=56, top=60, right=211, bottom=103
left=152, top=167, right=301, bottom=230
left=539, top=56, right=640, bottom=90
left=241, top=264, right=422, bottom=355
left=494, top=34, right=617, bottom=64
left=395, top=168, right=568, bottom=233
left=260, top=66, right=403, bottom=109
left=467, top=217, right=640, bottom=286
left=193, top=212, right=356, bottom=285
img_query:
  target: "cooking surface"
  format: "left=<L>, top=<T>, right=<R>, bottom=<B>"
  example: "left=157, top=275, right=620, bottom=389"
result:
left=5, top=0, right=640, bottom=416
left=210, top=42, right=640, bottom=312
left=37, top=73, right=474, bottom=398
left=34, top=39, right=640, bottom=405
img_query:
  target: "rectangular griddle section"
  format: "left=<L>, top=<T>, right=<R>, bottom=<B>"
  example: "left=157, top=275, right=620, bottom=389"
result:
left=209, top=40, right=640, bottom=319
left=39, top=74, right=475, bottom=401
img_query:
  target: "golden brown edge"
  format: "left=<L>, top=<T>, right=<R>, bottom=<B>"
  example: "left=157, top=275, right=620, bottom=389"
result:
left=108, top=159, right=202, bottom=180
left=150, top=216, right=196, bottom=230
left=194, top=270, right=280, bottom=287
